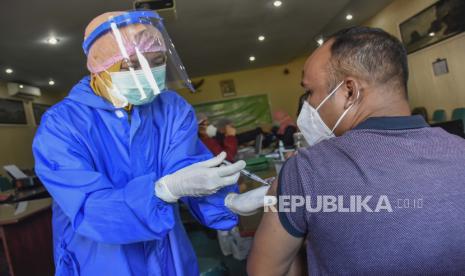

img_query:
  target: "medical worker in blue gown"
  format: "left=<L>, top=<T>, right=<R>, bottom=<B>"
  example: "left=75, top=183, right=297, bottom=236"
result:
left=32, top=10, right=270, bottom=276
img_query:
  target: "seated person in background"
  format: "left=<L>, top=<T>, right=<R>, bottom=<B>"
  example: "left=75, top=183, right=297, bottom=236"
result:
left=236, top=127, right=264, bottom=146
left=235, top=125, right=278, bottom=148
left=198, top=114, right=238, bottom=162
left=248, top=26, right=465, bottom=275
left=272, top=110, right=298, bottom=148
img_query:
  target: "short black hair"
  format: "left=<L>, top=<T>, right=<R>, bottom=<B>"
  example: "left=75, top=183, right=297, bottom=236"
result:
left=327, top=26, right=408, bottom=96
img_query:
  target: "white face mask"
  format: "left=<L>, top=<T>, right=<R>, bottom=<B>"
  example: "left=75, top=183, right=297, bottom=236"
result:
left=297, top=81, right=358, bottom=146
left=206, top=124, right=218, bottom=138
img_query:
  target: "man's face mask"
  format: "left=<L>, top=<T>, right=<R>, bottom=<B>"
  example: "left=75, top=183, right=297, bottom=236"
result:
left=297, top=81, right=358, bottom=146
left=109, top=64, right=166, bottom=106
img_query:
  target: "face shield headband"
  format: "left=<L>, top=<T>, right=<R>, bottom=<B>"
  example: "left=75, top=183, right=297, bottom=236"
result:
left=83, top=10, right=194, bottom=95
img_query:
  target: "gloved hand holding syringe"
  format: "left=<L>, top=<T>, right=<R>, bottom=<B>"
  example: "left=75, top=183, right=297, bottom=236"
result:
left=155, top=152, right=274, bottom=216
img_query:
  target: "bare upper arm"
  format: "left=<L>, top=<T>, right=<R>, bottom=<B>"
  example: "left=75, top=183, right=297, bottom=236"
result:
left=247, top=180, right=304, bottom=276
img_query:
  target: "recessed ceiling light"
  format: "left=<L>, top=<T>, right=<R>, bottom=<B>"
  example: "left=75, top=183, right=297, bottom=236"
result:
left=19, top=85, right=24, bottom=89
left=46, top=37, right=59, bottom=45
left=273, top=1, right=282, bottom=7
left=317, top=38, right=324, bottom=46
left=249, top=56, right=256, bottom=62
left=429, top=32, right=435, bottom=37
left=346, top=14, right=353, bottom=21
left=49, top=80, right=55, bottom=86
left=5, top=68, right=13, bottom=74
left=258, top=35, right=266, bottom=41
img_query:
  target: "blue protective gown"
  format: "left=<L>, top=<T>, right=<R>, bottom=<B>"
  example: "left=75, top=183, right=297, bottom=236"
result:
left=32, top=76, right=238, bottom=276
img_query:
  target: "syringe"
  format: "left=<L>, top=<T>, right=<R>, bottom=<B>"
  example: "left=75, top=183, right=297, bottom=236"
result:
left=222, top=160, right=270, bottom=186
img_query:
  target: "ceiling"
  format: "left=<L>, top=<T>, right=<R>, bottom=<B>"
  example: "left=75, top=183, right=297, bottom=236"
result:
left=0, top=0, right=392, bottom=93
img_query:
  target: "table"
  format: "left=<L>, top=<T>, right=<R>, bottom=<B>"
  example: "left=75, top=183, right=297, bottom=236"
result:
left=0, top=198, right=54, bottom=276
left=0, top=186, right=50, bottom=203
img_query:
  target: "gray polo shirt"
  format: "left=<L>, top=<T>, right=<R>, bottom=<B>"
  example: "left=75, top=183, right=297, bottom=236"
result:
left=278, top=115, right=465, bottom=275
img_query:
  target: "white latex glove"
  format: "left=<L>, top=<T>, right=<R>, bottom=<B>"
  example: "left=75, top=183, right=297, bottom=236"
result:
left=225, top=186, right=272, bottom=216
left=155, top=152, right=246, bottom=203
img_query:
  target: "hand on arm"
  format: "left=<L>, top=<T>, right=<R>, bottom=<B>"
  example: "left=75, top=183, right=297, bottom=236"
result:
left=225, top=185, right=271, bottom=216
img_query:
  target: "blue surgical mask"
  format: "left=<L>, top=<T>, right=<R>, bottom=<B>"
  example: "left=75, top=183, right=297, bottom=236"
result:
left=110, top=65, right=166, bottom=106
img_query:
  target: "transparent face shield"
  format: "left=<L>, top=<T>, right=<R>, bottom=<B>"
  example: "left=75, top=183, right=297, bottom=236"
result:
left=83, top=10, right=193, bottom=107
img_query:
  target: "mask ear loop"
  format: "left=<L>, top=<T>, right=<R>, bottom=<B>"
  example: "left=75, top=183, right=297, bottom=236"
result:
left=109, top=20, right=148, bottom=101
left=135, top=47, right=161, bottom=96
left=331, top=89, right=360, bottom=133
left=316, top=81, right=344, bottom=111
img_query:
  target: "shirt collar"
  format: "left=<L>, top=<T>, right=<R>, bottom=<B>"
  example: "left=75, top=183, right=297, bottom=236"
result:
left=354, top=115, right=429, bottom=130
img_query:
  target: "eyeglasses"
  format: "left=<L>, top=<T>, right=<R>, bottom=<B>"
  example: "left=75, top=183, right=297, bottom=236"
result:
left=120, top=51, right=167, bottom=71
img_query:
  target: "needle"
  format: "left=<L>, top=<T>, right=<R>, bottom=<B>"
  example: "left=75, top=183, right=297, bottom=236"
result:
left=222, top=160, right=270, bottom=186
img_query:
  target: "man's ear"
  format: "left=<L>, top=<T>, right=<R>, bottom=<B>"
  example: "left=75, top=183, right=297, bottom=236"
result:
left=343, top=77, right=360, bottom=109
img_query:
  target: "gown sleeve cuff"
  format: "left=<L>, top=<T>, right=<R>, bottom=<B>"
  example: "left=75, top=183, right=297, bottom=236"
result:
left=154, top=176, right=179, bottom=203
left=124, top=173, right=175, bottom=236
